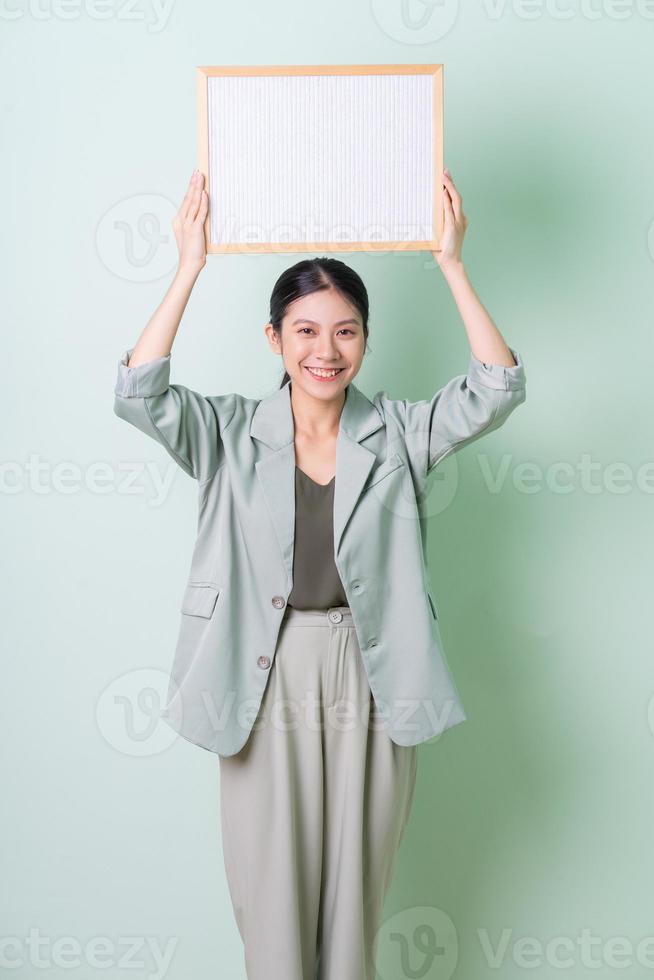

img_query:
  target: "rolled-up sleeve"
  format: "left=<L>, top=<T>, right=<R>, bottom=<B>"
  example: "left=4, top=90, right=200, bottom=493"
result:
left=113, top=348, right=237, bottom=483
left=400, top=346, right=526, bottom=476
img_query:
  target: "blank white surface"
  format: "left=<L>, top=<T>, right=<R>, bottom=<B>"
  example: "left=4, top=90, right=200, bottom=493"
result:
left=207, top=72, right=434, bottom=246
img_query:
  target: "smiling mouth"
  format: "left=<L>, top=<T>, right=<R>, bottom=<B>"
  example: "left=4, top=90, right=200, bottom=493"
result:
left=304, top=366, right=346, bottom=380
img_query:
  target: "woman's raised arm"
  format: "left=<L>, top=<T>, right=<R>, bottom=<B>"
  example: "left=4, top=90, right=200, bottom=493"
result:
left=382, top=168, right=527, bottom=481
left=113, top=172, right=237, bottom=483
left=127, top=170, right=208, bottom=367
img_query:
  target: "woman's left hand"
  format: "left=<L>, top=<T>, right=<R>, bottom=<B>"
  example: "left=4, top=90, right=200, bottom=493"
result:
left=432, top=168, right=468, bottom=271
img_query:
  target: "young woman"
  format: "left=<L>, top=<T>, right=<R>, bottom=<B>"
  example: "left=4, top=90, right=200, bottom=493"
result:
left=114, top=168, right=526, bottom=980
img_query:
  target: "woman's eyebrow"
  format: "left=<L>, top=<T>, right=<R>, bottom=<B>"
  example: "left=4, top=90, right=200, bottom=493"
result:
left=292, top=318, right=360, bottom=326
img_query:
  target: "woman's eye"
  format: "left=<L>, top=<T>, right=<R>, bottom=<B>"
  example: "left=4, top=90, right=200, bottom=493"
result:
left=298, top=327, right=355, bottom=335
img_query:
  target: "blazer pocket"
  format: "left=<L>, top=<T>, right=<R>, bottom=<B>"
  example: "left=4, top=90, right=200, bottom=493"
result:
left=427, top=591, right=439, bottom=621
left=362, top=453, right=405, bottom=492
left=181, top=582, right=221, bottom=618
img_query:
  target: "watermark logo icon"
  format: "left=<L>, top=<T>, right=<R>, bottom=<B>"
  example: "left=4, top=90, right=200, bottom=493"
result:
left=370, top=0, right=460, bottom=43
left=375, top=905, right=459, bottom=979
left=96, top=667, right=177, bottom=756
left=96, top=194, right=178, bottom=282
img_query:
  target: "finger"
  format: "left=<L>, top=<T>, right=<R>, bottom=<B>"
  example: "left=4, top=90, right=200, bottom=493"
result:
left=185, top=176, right=205, bottom=222
left=442, top=173, right=462, bottom=220
left=442, top=170, right=459, bottom=198
left=443, top=185, right=455, bottom=223
left=196, top=189, right=209, bottom=223
left=180, top=172, right=204, bottom=221
left=176, top=172, right=200, bottom=221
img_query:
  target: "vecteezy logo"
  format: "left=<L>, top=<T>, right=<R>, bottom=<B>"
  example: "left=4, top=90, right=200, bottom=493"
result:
left=370, top=0, right=460, bottom=43
left=375, top=904, right=459, bottom=979
left=96, top=667, right=178, bottom=756
left=95, top=193, right=178, bottom=283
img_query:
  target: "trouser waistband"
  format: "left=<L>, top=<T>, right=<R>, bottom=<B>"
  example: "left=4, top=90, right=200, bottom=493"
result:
left=281, top=605, right=354, bottom=627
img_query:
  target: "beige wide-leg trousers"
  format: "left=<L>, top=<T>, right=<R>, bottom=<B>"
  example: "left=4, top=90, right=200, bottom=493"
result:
left=218, top=605, right=418, bottom=980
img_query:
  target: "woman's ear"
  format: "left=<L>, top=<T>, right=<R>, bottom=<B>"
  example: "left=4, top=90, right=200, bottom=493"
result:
left=263, top=322, right=282, bottom=354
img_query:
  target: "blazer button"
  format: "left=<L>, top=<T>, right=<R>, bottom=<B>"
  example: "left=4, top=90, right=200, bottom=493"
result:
left=271, top=595, right=286, bottom=609
left=257, top=655, right=271, bottom=669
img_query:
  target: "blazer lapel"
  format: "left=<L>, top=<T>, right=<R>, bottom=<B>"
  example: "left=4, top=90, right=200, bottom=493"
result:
left=250, top=379, right=384, bottom=588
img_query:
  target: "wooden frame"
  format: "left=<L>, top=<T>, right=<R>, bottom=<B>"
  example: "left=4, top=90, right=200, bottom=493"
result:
left=197, top=64, right=444, bottom=255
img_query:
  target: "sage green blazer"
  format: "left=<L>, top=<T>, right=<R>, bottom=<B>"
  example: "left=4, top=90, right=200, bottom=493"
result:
left=113, top=345, right=526, bottom=756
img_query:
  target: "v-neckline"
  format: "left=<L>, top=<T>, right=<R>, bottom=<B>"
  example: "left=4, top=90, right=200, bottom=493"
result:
left=295, top=465, right=335, bottom=488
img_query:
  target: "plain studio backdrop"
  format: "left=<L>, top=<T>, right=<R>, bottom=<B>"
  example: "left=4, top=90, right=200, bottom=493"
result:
left=1, top=3, right=652, bottom=980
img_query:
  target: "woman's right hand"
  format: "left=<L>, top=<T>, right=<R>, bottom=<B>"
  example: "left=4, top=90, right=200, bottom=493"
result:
left=173, top=170, right=209, bottom=272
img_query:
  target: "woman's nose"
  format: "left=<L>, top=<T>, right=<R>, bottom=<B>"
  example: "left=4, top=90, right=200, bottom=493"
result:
left=316, top=344, right=340, bottom=358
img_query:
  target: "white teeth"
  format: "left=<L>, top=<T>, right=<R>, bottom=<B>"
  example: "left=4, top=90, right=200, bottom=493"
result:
left=306, top=367, right=342, bottom=378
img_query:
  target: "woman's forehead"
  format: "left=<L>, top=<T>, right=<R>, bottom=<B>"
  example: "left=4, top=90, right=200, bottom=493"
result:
left=285, top=291, right=361, bottom=325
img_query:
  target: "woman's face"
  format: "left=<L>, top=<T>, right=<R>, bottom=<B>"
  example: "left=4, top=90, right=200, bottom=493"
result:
left=265, top=287, right=366, bottom=401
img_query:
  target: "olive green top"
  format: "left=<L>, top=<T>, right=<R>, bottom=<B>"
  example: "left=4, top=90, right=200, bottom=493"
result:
left=287, top=466, right=348, bottom=610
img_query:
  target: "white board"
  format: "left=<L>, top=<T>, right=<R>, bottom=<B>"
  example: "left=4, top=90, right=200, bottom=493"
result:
left=197, top=65, right=444, bottom=254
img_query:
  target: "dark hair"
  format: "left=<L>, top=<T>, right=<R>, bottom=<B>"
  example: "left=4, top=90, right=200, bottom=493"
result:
left=268, top=257, right=371, bottom=388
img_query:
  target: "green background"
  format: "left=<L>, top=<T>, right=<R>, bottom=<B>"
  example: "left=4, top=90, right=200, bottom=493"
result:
left=2, top=0, right=653, bottom=977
